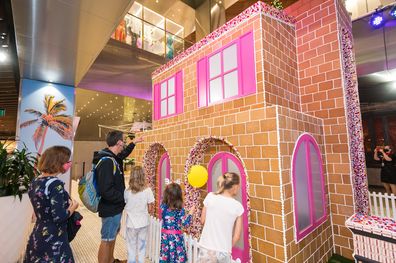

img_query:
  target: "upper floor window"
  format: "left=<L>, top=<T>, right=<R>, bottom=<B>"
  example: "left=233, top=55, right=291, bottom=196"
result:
left=197, top=31, right=256, bottom=107
left=153, top=71, right=183, bottom=120
left=292, top=133, right=327, bottom=242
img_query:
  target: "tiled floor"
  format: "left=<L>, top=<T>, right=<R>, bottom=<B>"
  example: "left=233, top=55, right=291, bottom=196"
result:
left=70, top=180, right=128, bottom=263
left=70, top=206, right=128, bottom=263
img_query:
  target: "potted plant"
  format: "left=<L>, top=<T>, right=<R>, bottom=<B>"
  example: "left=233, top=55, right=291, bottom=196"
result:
left=0, top=141, right=38, bottom=262
left=123, top=157, right=135, bottom=172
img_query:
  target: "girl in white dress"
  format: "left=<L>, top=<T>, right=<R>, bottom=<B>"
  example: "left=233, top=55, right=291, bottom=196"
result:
left=124, top=166, right=154, bottom=263
left=198, top=172, right=244, bottom=263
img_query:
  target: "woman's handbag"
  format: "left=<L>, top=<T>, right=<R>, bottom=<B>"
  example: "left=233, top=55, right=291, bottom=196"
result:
left=67, top=211, right=83, bottom=242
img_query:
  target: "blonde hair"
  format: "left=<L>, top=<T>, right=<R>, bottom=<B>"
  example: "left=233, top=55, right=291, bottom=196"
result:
left=129, top=166, right=147, bottom=193
left=216, top=172, right=240, bottom=194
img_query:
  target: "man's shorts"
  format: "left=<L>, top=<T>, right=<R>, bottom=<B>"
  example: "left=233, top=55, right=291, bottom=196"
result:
left=101, top=213, right=122, bottom=241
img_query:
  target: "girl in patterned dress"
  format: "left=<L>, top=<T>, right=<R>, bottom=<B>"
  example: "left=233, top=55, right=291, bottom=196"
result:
left=24, top=146, right=79, bottom=263
left=159, top=183, right=195, bottom=263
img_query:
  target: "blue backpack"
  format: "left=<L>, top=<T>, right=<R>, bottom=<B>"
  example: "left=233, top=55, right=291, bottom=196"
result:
left=78, top=156, right=118, bottom=213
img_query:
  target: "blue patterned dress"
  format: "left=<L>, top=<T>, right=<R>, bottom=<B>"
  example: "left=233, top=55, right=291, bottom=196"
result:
left=24, top=176, right=74, bottom=263
left=159, top=204, right=192, bottom=263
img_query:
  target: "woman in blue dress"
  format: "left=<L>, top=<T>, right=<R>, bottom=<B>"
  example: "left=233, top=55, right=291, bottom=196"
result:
left=159, top=183, right=195, bottom=263
left=24, top=146, right=79, bottom=263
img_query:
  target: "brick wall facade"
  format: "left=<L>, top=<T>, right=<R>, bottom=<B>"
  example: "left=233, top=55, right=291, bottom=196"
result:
left=129, top=1, right=360, bottom=261
left=286, top=0, right=362, bottom=258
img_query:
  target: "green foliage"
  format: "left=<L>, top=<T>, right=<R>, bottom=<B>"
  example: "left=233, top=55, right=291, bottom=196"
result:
left=0, top=141, right=38, bottom=200
left=271, top=0, right=283, bottom=10
left=123, top=158, right=135, bottom=165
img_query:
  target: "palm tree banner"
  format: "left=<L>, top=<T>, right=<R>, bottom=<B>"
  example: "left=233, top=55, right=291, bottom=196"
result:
left=20, top=95, right=73, bottom=154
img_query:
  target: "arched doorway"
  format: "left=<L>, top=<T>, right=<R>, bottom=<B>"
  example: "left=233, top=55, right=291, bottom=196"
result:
left=208, top=152, right=249, bottom=262
left=142, top=142, right=169, bottom=217
left=157, top=152, right=170, bottom=213
left=184, top=137, right=251, bottom=262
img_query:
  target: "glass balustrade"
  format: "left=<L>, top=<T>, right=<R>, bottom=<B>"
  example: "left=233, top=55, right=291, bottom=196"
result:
left=111, top=2, right=190, bottom=59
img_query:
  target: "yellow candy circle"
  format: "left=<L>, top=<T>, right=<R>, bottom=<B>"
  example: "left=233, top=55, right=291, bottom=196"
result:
left=187, top=165, right=208, bottom=188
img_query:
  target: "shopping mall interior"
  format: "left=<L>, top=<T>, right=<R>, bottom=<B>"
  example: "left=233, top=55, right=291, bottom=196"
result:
left=1, top=0, right=396, bottom=262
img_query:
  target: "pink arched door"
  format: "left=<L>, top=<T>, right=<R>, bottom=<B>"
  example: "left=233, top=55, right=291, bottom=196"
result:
left=157, top=153, right=170, bottom=215
left=208, top=152, right=249, bottom=262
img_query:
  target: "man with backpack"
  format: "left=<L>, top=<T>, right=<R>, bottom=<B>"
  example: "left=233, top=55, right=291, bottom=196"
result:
left=93, top=130, right=143, bottom=263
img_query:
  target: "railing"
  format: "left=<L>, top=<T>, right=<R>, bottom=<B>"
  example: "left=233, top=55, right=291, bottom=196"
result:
left=146, top=216, right=161, bottom=262
left=369, top=192, right=396, bottom=219
left=112, top=9, right=194, bottom=59
left=146, top=216, right=241, bottom=263
left=346, top=193, right=396, bottom=262
left=346, top=213, right=396, bottom=263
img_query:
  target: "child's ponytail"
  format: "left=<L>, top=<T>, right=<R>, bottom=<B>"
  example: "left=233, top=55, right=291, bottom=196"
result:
left=215, top=172, right=240, bottom=194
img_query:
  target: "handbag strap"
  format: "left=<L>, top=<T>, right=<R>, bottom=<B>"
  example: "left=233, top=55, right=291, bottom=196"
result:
left=44, top=178, right=60, bottom=198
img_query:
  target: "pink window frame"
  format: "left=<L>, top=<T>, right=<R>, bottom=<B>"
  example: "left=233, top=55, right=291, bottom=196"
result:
left=206, top=40, right=242, bottom=105
left=156, top=74, right=178, bottom=119
left=157, top=152, right=170, bottom=214
left=292, top=133, right=327, bottom=242
left=207, top=152, right=250, bottom=263
left=197, top=31, right=256, bottom=108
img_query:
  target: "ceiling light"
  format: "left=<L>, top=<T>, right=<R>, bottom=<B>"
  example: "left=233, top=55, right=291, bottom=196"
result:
left=0, top=50, right=7, bottom=63
left=390, top=5, right=396, bottom=19
left=370, top=10, right=386, bottom=29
